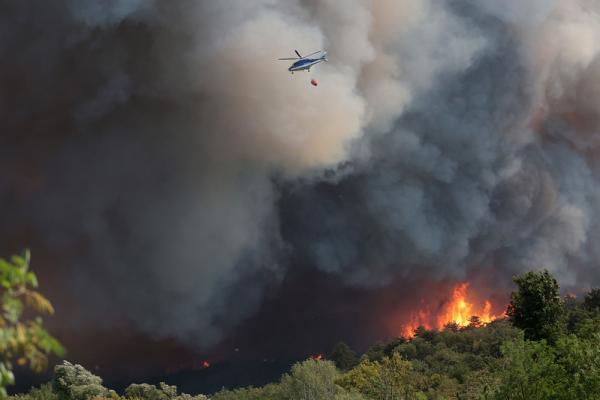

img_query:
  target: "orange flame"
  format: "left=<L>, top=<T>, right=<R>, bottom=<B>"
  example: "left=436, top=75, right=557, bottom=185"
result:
left=201, top=360, right=210, bottom=369
left=402, top=283, right=502, bottom=338
left=310, top=354, right=324, bottom=361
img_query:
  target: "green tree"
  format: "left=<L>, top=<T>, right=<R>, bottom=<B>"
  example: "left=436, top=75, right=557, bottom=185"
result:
left=125, top=382, right=177, bottom=400
left=211, top=384, right=283, bottom=400
left=52, top=361, right=113, bottom=400
left=329, top=343, right=359, bottom=371
left=8, top=383, right=57, bottom=400
left=337, top=353, right=423, bottom=400
left=382, top=338, right=406, bottom=358
left=0, top=250, right=65, bottom=396
left=494, top=337, right=563, bottom=400
left=583, top=288, right=600, bottom=312
left=125, top=382, right=208, bottom=400
left=364, top=343, right=386, bottom=362
left=279, top=359, right=345, bottom=400
left=337, top=358, right=381, bottom=398
left=574, top=315, right=600, bottom=340
left=202, top=360, right=358, bottom=400
left=332, top=392, right=365, bottom=400
left=462, top=370, right=498, bottom=400
left=563, top=294, right=589, bottom=334
left=495, top=333, right=600, bottom=400
left=506, top=270, right=564, bottom=341
left=553, top=334, right=600, bottom=400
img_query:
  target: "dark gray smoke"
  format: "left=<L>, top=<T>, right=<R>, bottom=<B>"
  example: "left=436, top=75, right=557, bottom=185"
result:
left=1, top=0, right=599, bottom=347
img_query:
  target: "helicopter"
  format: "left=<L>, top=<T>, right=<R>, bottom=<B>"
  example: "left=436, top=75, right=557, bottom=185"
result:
left=278, top=50, right=327, bottom=74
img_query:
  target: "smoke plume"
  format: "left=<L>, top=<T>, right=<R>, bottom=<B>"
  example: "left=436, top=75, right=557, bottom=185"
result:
left=1, top=0, right=600, bottom=349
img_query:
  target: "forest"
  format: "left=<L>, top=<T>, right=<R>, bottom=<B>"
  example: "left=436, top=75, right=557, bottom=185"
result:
left=3, top=250, right=600, bottom=399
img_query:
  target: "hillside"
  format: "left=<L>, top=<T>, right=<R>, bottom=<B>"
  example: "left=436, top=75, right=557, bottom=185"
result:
left=10, top=270, right=600, bottom=400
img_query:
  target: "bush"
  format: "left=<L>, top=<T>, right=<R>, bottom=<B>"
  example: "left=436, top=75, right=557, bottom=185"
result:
left=10, top=383, right=57, bottom=400
left=494, top=337, right=562, bottom=400
left=125, top=383, right=176, bottom=400
left=173, top=393, right=208, bottom=400
left=124, top=382, right=207, bottom=400
left=553, top=333, right=600, bottom=399
left=212, top=359, right=353, bottom=400
left=583, top=288, right=600, bottom=312
left=279, top=359, right=345, bottom=400
left=211, top=384, right=282, bottom=400
left=337, top=353, right=423, bottom=400
left=52, top=361, right=114, bottom=400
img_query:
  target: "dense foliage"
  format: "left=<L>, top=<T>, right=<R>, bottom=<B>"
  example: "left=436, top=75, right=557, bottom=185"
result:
left=9, top=270, right=600, bottom=399
left=506, top=270, right=564, bottom=342
left=0, top=251, right=64, bottom=396
left=12, top=362, right=208, bottom=400
left=329, top=342, right=359, bottom=371
left=53, top=362, right=115, bottom=400
left=209, top=271, right=600, bottom=399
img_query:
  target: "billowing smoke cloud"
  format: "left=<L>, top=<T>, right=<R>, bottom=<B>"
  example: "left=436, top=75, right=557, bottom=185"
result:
left=284, top=0, right=600, bottom=289
left=1, top=0, right=599, bottom=349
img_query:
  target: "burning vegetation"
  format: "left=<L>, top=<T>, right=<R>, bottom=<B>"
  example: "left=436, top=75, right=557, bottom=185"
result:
left=402, top=282, right=505, bottom=338
left=9, top=269, right=600, bottom=399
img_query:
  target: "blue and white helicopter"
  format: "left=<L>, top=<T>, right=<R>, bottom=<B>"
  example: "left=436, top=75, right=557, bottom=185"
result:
left=278, top=49, right=327, bottom=74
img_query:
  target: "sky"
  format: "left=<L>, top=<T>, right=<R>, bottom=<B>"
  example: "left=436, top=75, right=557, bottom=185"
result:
left=2, top=0, right=600, bottom=391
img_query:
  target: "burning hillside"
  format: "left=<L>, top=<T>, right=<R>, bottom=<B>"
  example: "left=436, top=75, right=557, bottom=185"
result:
left=402, top=282, right=506, bottom=338
left=2, top=1, right=600, bottom=379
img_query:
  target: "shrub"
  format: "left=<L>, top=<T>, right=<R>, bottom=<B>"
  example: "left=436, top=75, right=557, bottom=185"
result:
left=52, top=361, right=114, bottom=400
left=124, top=382, right=207, bottom=400
left=279, top=359, right=344, bottom=400
left=9, top=383, right=57, bottom=400
left=125, top=383, right=176, bottom=400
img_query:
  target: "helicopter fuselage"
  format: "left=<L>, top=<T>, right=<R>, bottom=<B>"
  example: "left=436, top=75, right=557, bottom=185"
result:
left=288, top=55, right=326, bottom=72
